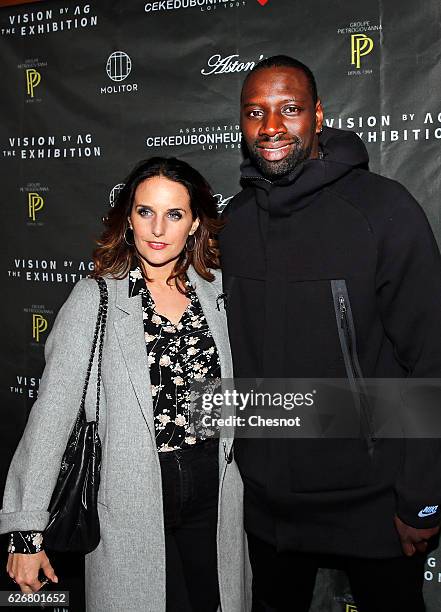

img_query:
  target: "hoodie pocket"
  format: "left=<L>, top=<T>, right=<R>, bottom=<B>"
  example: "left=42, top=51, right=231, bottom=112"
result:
left=330, top=279, right=375, bottom=453
left=288, top=277, right=377, bottom=494
left=289, top=438, right=375, bottom=493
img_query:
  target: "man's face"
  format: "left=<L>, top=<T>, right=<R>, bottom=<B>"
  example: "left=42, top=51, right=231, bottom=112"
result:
left=240, top=66, right=323, bottom=179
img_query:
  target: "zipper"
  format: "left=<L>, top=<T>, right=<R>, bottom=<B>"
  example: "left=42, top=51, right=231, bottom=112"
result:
left=338, top=294, right=361, bottom=379
left=331, top=280, right=376, bottom=452
left=241, top=175, right=273, bottom=185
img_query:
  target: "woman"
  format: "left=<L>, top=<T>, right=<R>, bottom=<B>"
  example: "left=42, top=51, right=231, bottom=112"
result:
left=1, top=157, right=251, bottom=611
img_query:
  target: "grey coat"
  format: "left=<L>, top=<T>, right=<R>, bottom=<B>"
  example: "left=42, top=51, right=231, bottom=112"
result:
left=1, top=267, right=251, bottom=612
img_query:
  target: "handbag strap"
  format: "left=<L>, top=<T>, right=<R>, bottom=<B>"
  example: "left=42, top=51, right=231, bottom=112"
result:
left=78, top=277, right=108, bottom=429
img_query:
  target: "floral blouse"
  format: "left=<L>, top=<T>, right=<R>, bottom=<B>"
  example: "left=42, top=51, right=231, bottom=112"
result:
left=129, top=266, right=221, bottom=451
left=8, top=266, right=221, bottom=554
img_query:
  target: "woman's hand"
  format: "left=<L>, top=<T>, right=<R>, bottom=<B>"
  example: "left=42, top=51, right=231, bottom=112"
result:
left=6, top=551, right=58, bottom=593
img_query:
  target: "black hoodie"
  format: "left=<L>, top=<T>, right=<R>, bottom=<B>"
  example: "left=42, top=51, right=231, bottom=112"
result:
left=219, top=127, right=441, bottom=557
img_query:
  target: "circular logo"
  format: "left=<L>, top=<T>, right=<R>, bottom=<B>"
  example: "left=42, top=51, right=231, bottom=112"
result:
left=106, top=52, right=132, bottom=82
left=109, top=183, right=125, bottom=207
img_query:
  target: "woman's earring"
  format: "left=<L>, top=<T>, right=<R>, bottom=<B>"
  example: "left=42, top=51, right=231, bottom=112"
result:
left=124, top=226, right=134, bottom=246
left=186, top=234, right=196, bottom=252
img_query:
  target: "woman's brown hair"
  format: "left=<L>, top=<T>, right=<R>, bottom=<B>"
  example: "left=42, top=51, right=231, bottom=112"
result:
left=92, top=157, right=223, bottom=291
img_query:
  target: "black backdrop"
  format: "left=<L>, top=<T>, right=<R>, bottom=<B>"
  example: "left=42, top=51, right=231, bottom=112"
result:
left=1, top=1, right=441, bottom=610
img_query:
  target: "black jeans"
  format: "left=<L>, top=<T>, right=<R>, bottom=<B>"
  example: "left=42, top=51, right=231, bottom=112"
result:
left=248, top=533, right=427, bottom=612
left=159, top=439, right=220, bottom=612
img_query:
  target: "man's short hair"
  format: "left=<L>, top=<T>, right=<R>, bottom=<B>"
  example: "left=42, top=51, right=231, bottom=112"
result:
left=243, top=55, right=318, bottom=105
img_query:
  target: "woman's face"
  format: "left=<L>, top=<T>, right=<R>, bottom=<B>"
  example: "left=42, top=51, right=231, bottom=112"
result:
left=129, top=175, right=199, bottom=270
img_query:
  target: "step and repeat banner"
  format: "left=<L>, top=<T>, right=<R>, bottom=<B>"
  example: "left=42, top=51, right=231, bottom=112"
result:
left=1, top=0, right=441, bottom=610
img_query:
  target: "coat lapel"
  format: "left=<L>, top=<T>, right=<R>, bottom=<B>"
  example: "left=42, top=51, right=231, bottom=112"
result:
left=111, top=269, right=233, bottom=447
left=186, top=267, right=233, bottom=380
left=186, top=268, right=235, bottom=458
left=112, top=276, right=156, bottom=438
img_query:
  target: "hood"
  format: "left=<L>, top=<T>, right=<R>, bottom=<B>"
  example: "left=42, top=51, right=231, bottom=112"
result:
left=240, top=127, right=369, bottom=217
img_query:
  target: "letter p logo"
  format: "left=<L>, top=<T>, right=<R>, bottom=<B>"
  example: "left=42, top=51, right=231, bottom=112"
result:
left=32, top=314, right=48, bottom=342
left=28, top=192, right=44, bottom=221
left=26, top=68, right=41, bottom=98
left=351, top=34, right=374, bottom=69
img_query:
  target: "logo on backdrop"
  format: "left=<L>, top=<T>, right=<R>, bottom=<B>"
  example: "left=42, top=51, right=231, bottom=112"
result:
left=1, top=4, right=98, bottom=37
left=256, top=0, right=268, bottom=5
left=20, top=183, right=49, bottom=226
left=106, top=51, right=132, bottom=81
left=109, top=186, right=230, bottom=213
left=213, top=193, right=233, bottom=214
left=9, top=374, right=41, bottom=399
left=146, top=123, right=241, bottom=153
left=201, top=52, right=264, bottom=76
left=425, top=556, right=441, bottom=584
left=17, top=59, right=46, bottom=103
left=23, top=305, right=53, bottom=347
left=109, top=183, right=125, bottom=207
left=32, top=314, right=48, bottom=342
left=8, top=258, right=94, bottom=284
left=3, top=133, right=101, bottom=160
left=100, top=52, right=139, bottom=95
left=324, top=110, right=441, bottom=145
left=28, top=192, right=44, bottom=221
left=351, top=34, right=373, bottom=69
left=26, top=68, right=41, bottom=97
left=336, top=20, right=381, bottom=77
left=144, top=0, right=246, bottom=14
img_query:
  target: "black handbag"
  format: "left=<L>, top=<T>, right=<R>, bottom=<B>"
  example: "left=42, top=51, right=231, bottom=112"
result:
left=44, top=277, right=108, bottom=554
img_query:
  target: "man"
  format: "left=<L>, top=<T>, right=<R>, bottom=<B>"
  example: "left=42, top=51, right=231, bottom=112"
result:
left=219, top=55, right=441, bottom=611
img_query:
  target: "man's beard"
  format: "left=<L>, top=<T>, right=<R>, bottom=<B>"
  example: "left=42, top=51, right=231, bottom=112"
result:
left=248, top=134, right=313, bottom=180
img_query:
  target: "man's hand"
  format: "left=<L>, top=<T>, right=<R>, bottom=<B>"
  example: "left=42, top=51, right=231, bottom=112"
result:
left=394, top=515, right=440, bottom=556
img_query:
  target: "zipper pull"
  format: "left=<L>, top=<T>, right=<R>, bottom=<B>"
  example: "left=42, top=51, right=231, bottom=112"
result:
left=338, top=295, right=347, bottom=325
left=339, top=294, right=353, bottom=348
